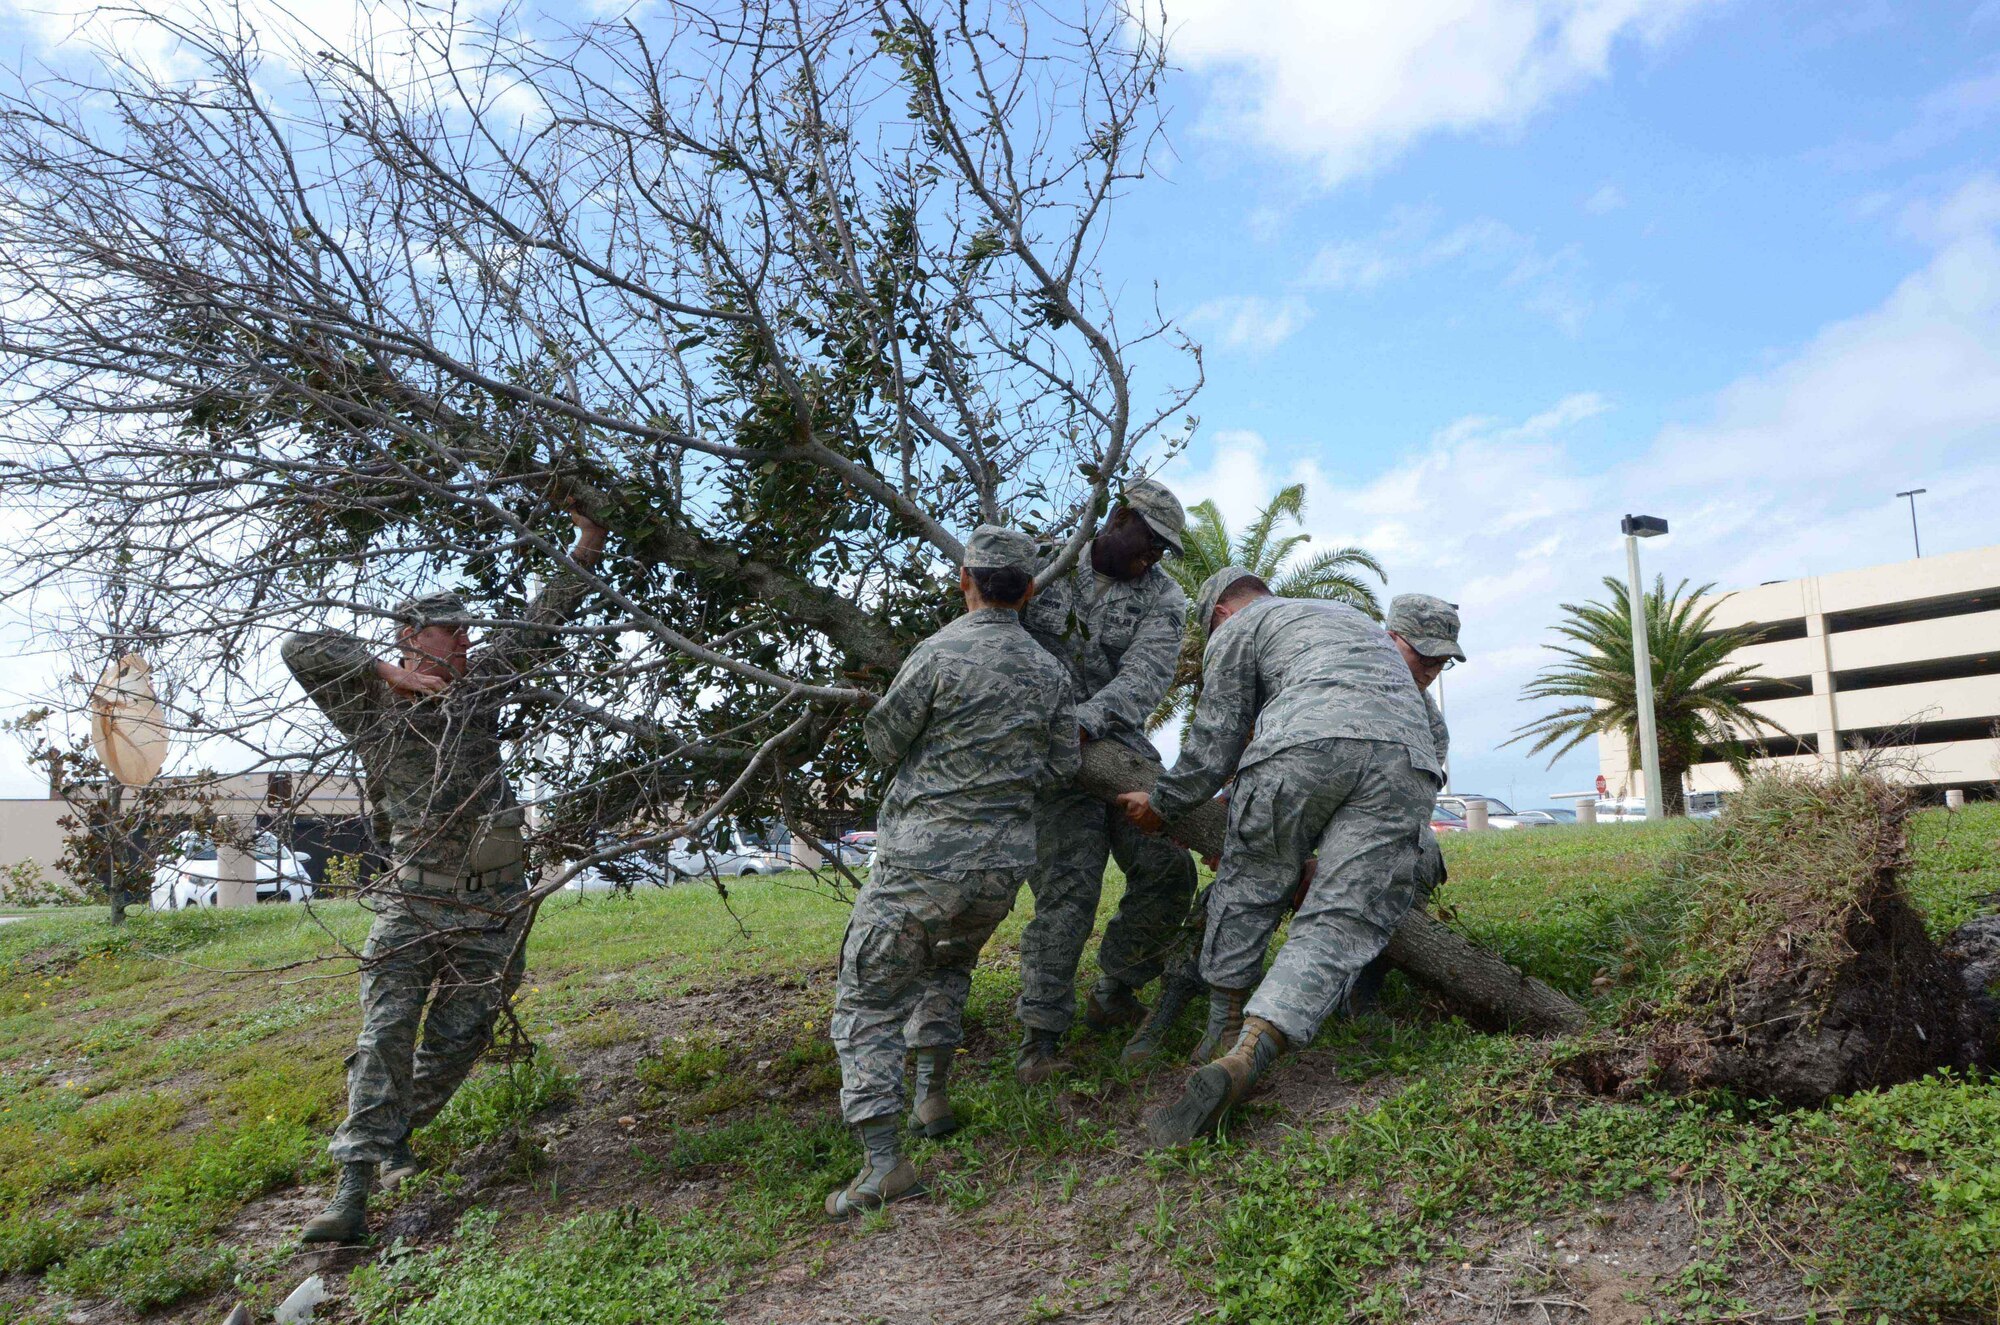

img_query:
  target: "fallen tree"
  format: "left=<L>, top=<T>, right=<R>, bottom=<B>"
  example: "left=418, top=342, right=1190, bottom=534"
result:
left=1570, top=770, right=1994, bottom=1106
left=1075, top=739, right=1590, bottom=1035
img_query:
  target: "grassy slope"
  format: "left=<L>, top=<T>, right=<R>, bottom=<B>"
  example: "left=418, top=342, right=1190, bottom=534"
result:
left=0, top=809, right=1995, bottom=1323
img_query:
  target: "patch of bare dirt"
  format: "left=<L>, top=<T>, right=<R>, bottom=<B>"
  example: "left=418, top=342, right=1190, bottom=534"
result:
left=727, top=1147, right=1203, bottom=1325
left=1398, top=1193, right=1826, bottom=1324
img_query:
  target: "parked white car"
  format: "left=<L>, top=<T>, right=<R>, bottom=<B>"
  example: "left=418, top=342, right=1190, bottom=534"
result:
left=671, top=832, right=776, bottom=878
left=1434, top=794, right=1555, bottom=830
left=150, top=832, right=315, bottom=909
left=834, top=830, right=877, bottom=868
left=1591, top=797, right=1650, bottom=824
left=563, top=830, right=794, bottom=891
left=562, top=839, right=679, bottom=892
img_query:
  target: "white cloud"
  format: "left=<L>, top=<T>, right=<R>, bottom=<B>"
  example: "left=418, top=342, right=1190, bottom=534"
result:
left=1584, top=182, right=1627, bottom=214
left=1168, top=0, right=1712, bottom=186
left=1304, top=207, right=1519, bottom=291
left=1184, top=294, right=1315, bottom=353
left=1301, top=206, right=1602, bottom=333
left=1817, top=60, right=2000, bottom=171
left=0, top=0, right=539, bottom=117
left=1158, top=176, right=2000, bottom=802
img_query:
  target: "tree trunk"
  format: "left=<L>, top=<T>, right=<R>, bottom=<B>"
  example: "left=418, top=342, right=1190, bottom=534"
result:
left=1661, top=757, right=1688, bottom=818
left=1075, top=740, right=1588, bottom=1035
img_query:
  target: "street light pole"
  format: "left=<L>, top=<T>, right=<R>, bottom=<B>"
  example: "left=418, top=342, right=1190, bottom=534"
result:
left=1435, top=669, right=1449, bottom=793
left=1895, top=488, right=1926, bottom=559
left=1621, top=515, right=1669, bottom=821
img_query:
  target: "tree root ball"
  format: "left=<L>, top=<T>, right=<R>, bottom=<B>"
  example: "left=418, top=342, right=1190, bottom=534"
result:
left=1570, top=772, right=1996, bottom=1107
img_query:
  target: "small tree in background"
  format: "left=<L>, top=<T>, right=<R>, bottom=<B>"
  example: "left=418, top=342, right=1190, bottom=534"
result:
left=1153, top=482, right=1385, bottom=727
left=1508, top=575, right=1784, bottom=816
left=5, top=713, right=226, bottom=915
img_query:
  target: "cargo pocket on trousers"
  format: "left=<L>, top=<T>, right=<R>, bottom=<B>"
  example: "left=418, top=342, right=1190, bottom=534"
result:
left=842, top=916, right=928, bottom=996
left=1226, top=776, right=1285, bottom=860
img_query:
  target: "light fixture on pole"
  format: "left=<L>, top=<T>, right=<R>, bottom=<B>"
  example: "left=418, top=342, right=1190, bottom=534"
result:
left=1895, top=488, right=1926, bottom=559
left=1621, top=514, right=1668, bottom=821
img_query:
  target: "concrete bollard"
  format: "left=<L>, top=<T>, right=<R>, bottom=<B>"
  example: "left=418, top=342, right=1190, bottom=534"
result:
left=1465, top=800, right=1490, bottom=831
left=1577, top=800, right=1597, bottom=826
left=1945, top=788, right=1966, bottom=812
left=215, top=821, right=258, bottom=908
left=788, top=834, right=824, bottom=870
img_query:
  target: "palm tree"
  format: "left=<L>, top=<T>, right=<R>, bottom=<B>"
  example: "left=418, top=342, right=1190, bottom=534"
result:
left=1507, top=575, right=1788, bottom=816
left=1152, top=482, right=1385, bottom=727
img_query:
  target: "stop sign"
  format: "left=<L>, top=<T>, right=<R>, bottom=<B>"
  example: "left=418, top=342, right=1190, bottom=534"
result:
left=1595, top=774, right=1608, bottom=797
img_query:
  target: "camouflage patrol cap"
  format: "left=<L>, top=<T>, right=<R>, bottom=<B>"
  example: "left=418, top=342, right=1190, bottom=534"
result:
left=962, top=524, right=1039, bottom=573
left=1193, top=565, right=1262, bottom=634
left=393, top=591, right=476, bottom=630
left=1387, top=593, right=1466, bottom=662
left=1120, top=478, right=1185, bottom=555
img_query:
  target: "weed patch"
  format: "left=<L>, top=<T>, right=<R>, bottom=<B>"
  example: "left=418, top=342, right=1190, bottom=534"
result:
left=349, top=1206, right=721, bottom=1324
left=423, top=1052, right=576, bottom=1156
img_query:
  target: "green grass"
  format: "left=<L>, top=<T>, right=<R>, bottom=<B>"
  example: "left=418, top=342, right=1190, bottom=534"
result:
left=2, top=813, right=1997, bottom=1321
left=348, top=1206, right=722, bottom=1325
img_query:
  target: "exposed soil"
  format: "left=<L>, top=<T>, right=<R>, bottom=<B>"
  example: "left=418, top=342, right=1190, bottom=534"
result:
left=1574, top=777, right=1996, bottom=1106
left=1400, top=1194, right=1824, bottom=1324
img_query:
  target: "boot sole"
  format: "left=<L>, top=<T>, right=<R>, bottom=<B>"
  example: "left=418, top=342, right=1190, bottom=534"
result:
left=1145, top=1065, right=1231, bottom=1147
left=298, top=1225, right=368, bottom=1245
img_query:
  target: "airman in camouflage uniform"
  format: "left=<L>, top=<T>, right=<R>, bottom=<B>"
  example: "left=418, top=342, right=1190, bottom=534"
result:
left=1119, top=568, right=1447, bottom=1145
left=1345, top=594, right=1463, bottom=1011
left=826, top=526, right=1078, bottom=1218
left=283, top=511, right=607, bottom=1242
left=1120, top=593, right=1464, bottom=1060
left=1015, top=479, right=1197, bottom=1083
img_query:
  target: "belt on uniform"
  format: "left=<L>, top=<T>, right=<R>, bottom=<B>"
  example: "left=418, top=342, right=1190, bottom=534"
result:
left=397, top=862, right=524, bottom=894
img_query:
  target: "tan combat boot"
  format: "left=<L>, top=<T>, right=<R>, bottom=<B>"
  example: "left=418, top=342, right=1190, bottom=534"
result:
left=1189, top=986, right=1251, bottom=1064
left=906, top=1048, right=957, bottom=1138
left=1121, top=969, right=1199, bottom=1065
left=299, top=1161, right=374, bottom=1243
left=379, top=1133, right=427, bottom=1189
left=1014, top=1027, right=1063, bottom=1086
left=825, top=1116, right=926, bottom=1219
left=1083, top=977, right=1148, bottom=1033
left=1145, top=1016, right=1287, bottom=1147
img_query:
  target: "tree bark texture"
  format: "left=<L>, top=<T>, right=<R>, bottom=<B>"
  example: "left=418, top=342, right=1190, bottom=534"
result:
left=1074, top=740, right=1589, bottom=1036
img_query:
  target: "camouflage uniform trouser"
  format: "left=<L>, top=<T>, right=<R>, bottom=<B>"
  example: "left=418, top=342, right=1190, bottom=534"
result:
left=327, top=880, right=531, bottom=1163
left=1204, top=738, right=1438, bottom=1048
left=1154, top=815, right=1447, bottom=1017
left=831, top=861, right=1024, bottom=1125
left=1016, top=777, right=1198, bottom=1034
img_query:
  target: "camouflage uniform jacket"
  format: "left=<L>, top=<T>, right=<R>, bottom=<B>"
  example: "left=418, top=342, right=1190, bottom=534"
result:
left=281, top=575, right=591, bottom=873
left=1153, top=597, right=1443, bottom=822
left=864, top=607, right=1079, bottom=873
left=1021, top=541, right=1187, bottom=758
left=1423, top=689, right=1449, bottom=765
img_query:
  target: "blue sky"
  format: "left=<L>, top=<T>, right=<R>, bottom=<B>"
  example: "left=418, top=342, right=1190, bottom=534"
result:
left=1108, top=0, right=2000, bottom=806
left=2, top=0, right=1999, bottom=806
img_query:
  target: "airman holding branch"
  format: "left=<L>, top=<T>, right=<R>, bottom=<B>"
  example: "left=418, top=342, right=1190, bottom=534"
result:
left=1118, top=568, right=1446, bottom=1145
left=826, top=525, right=1077, bottom=1217
left=1014, top=479, right=1198, bottom=1084
left=282, top=509, right=607, bottom=1243
left=1119, top=591, right=1466, bottom=1059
